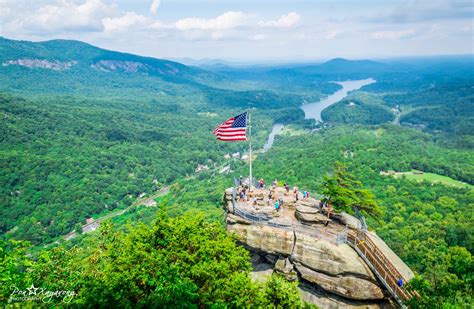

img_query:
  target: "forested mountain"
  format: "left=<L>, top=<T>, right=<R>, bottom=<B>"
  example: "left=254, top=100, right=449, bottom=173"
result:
left=0, top=37, right=331, bottom=244
left=0, top=36, right=217, bottom=86
left=1, top=37, right=473, bottom=307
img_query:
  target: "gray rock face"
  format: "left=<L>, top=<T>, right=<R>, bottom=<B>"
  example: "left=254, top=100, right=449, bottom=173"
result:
left=332, top=212, right=362, bottom=229
left=3, top=59, right=77, bottom=70
left=296, top=205, right=320, bottom=214
left=250, top=253, right=274, bottom=282
left=298, top=283, right=394, bottom=309
left=91, top=60, right=147, bottom=73
left=226, top=213, right=251, bottom=225
left=292, top=232, right=374, bottom=279
left=223, top=187, right=407, bottom=307
left=227, top=223, right=385, bottom=301
left=226, top=201, right=234, bottom=214
left=295, top=262, right=384, bottom=300
left=227, top=224, right=295, bottom=255
left=274, top=257, right=298, bottom=281
left=295, top=198, right=319, bottom=208
left=295, top=208, right=328, bottom=224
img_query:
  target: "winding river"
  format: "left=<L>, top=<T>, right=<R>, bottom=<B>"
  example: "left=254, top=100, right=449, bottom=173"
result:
left=263, top=78, right=376, bottom=150
left=262, top=123, right=284, bottom=152
left=301, top=78, right=376, bottom=122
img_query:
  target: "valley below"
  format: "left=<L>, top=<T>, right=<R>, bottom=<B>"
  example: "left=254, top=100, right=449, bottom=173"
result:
left=0, top=37, right=472, bottom=308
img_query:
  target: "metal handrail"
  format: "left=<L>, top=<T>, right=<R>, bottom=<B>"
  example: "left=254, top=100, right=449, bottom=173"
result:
left=230, top=181, right=347, bottom=246
left=354, top=231, right=411, bottom=289
left=268, top=220, right=292, bottom=229
left=233, top=202, right=347, bottom=245
left=234, top=205, right=271, bottom=223
left=346, top=230, right=414, bottom=307
left=229, top=180, right=413, bottom=307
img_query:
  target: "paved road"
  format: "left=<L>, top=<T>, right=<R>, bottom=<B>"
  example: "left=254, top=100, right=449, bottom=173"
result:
left=63, top=186, right=170, bottom=241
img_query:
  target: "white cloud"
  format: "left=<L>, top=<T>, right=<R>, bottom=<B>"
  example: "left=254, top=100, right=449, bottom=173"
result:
left=259, top=12, right=300, bottom=28
left=324, top=30, right=344, bottom=39
left=363, top=0, right=473, bottom=24
left=250, top=34, right=267, bottom=41
left=103, top=12, right=149, bottom=32
left=150, top=0, right=160, bottom=15
left=371, top=29, right=416, bottom=39
left=3, top=0, right=116, bottom=34
left=175, top=11, right=249, bottom=31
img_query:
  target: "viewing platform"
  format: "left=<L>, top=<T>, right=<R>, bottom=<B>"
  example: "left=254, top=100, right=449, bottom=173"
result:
left=224, top=182, right=354, bottom=245
left=223, top=179, right=416, bottom=308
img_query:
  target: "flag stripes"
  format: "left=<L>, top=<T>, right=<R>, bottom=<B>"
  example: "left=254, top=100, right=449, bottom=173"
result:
left=212, top=112, right=247, bottom=142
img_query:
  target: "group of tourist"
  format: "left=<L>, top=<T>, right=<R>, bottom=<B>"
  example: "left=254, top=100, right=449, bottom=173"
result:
left=236, top=177, right=338, bottom=227
left=237, top=178, right=312, bottom=213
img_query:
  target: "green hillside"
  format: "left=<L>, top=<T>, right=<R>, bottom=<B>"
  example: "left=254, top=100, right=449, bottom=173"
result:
left=0, top=37, right=473, bottom=307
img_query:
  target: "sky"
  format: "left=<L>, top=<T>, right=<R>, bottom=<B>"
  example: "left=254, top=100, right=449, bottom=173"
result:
left=0, top=0, right=473, bottom=62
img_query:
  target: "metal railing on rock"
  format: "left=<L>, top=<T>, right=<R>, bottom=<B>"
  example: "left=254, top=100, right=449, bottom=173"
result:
left=234, top=205, right=272, bottom=223
left=232, top=202, right=347, bottom=245
left=229, top=179, right=415, bottom=307
left=346, top=230, right=415, bottom=308
left=230, top=180, right=348, bottom=245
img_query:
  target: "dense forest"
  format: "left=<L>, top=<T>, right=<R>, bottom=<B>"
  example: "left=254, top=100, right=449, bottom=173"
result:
left=1, top=37, right=473, bottom=307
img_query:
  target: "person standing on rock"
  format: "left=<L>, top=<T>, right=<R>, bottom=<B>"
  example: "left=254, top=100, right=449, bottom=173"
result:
left=325, top=203, right=333, bottom=226
left=274, top=199, right=280, bottom=212
left=252, top=196, right=257, bottom=206
left=397, top=278, right=403, bottom=287
left=239, top=190, right=245, bottom=203
left=284, top=183, right=290, bottom=195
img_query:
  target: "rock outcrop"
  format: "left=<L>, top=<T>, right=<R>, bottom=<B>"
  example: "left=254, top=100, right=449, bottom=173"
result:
left=295, top=263, right=384, bottom=300
left=274, top=257, right=298, bottom=281
left=227, top=223, right=295, bottom=255
left=292, top=231, right=374, bottom=280
left=3, top=59, right=77, bottom=70
left=295, top=205, right=328, bottom=224
left=223, top=187, right=410, bottom=308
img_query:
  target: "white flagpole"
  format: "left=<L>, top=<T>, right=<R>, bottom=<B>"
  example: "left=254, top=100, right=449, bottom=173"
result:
left=248, top=111, right=252, bottom=190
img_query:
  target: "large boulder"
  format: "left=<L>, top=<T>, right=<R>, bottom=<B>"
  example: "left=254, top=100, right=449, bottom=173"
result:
left=226, top=201, right=234, bottom=213
left=295, top=212, right=328, bottom=224
left=296, top=205, right=319, bottom=214
left=274, top=257, right=298, bottom=281
left=332, top=212, right=361, bottom=229
left=296, top=197, right=319, bottom=207
left=227, top=224, right=295, bottom=255
left=291, top=231, right=375, bottom=280
left=250, top=253, right=274, bottom=282
left=295, top=263, right=385, bottom=300
left=298, top=282, right=393, bottom=309
left=295, top=205, right=328, bottom=224
left=226, top=213, right=251, bottom=225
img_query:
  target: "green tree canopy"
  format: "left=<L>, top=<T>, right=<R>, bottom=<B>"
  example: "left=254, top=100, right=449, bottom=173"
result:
left=4, top=211, right=307, bottom=307
left=322, top=162, right=382, bottom=219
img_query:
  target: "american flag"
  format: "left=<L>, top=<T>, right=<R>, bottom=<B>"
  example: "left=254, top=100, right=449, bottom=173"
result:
left=213, top=112, right=247, bottom=141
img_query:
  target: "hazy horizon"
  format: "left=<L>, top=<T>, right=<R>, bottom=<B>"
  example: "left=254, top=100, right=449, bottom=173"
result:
left=2, top=35, right=473, bottom=67
left=1, top=0, right=472, bottom=61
